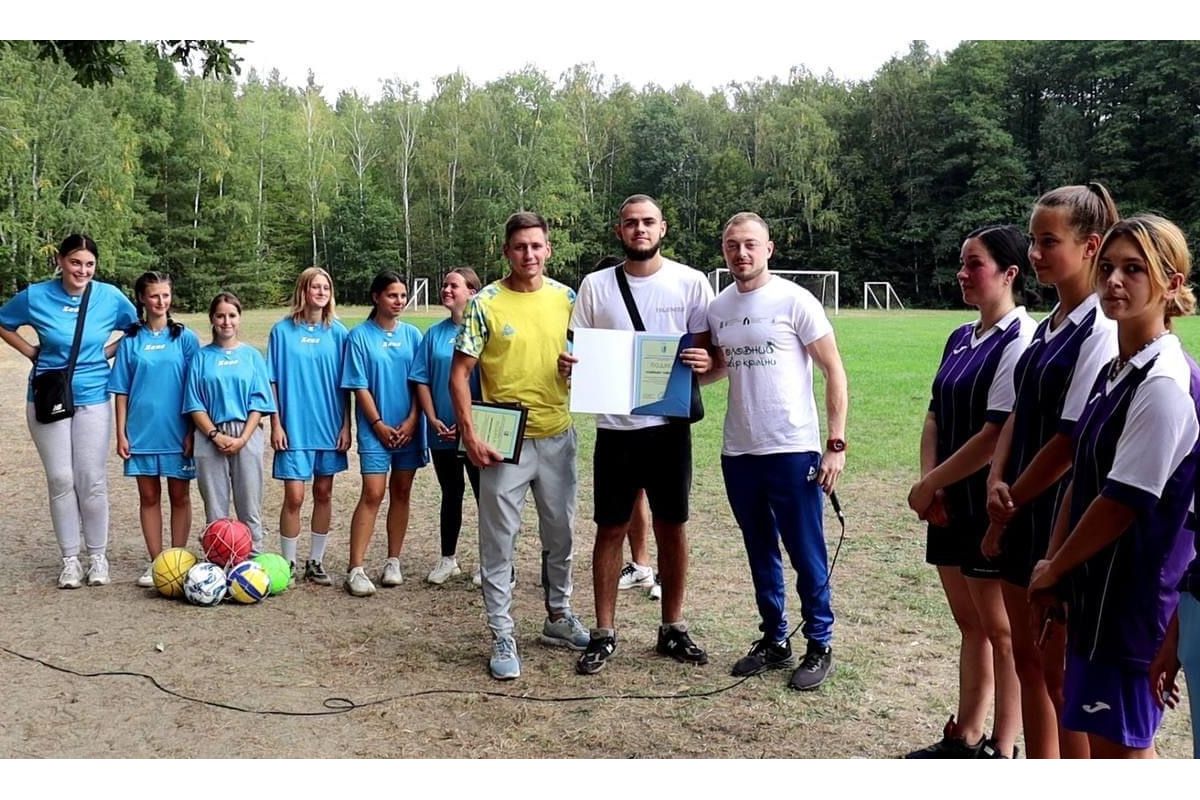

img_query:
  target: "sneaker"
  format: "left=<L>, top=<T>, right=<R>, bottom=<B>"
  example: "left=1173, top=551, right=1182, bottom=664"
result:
left=539, top=613, right=590, bottom=650
left=489, top=635, right=521, bottom=680
left=304, top=559, right=332, bottom=586
left=58, top=556, right=84, bottom=589
left=617, top=561, right=655, bottom=590
left=648, top=572, right=662, bottom=601
left=87, top=553, right=110, bottom=586
left=576, top=632, right=617, bottom=675
left=136, top=562, right=155, bottom=588
left=286, top=561, right=297, bottom=589
left=344, top=566, right=377, bottom=597
left=655, top=624, right=709, bottom=665
left=903, top=716, right=985, bottom=758
left=731, top=638, right=798, bottom=677
left=977, top=738, right=1019, bottom=759
left=789, top=640, right=833, bottom=691
left=473, top=567, right=517, bottom=588
left=427, top=556, right=462, bottom=585
left=380, top=557, right=403, bottom=587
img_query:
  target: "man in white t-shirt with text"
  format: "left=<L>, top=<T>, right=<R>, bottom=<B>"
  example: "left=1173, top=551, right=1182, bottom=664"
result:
left=706, top=211, right=848, bottom=691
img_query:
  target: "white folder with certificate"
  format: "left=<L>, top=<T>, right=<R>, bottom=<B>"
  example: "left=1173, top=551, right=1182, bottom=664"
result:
left=569, top=328, right=696, bottom=417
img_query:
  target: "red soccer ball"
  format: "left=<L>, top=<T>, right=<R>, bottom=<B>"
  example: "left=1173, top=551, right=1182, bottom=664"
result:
left=201, top=518, right=252, bottom=568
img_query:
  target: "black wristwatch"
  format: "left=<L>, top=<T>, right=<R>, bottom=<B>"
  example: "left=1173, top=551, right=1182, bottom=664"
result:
left=826, top=438, right=846, bottom=453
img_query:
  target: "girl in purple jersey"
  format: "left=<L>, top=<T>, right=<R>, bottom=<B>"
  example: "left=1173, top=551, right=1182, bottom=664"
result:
left=1031, top=215, right=1200, bottom=758
left=906, top=225, right=1034, bottom=758
left=981, top=183, right=1119, bottom=758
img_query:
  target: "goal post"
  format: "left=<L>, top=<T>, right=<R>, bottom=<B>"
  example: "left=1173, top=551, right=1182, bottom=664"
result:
left=405, top=277, right=429, bottom=312
left=863, top=281, right=905, bottom=311
left=709, top=269, right=840, bottom=315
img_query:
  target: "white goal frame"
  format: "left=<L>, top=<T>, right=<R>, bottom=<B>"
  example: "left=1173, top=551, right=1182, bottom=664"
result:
left=863, top=281, right=904, bottom=311
left=710, top=269, right=839, bottom=315
left=405, top=277, right=429, bottom=312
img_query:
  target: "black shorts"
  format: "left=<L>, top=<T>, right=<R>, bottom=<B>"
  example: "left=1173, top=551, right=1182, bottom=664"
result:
left=925, top=516, right=1002, bottom=579
left=593, top=424, right=691, bottom=526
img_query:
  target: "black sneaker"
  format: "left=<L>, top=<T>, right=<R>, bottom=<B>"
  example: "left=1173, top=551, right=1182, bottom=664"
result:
left=576, top=633, right=617, bottom=675
left=903, top=715, right=985, bottom=758
left=731, top=638, right=798, bottom=677
left=304, top=559, right=332, bottom=586
left=788, top=640, right=833, bottom=691
left=977, top=738, right=1019, bottom=759
left=655, top=625, right=709, bottom=665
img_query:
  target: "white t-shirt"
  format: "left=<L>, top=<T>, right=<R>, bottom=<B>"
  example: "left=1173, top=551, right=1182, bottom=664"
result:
left=708, top=275, right=833, bottom=456
left=571, top=258, right=714, bottom=430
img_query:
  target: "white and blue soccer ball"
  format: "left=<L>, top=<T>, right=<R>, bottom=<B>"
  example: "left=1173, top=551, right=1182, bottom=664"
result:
left=184, top=562, right=228, bottom=606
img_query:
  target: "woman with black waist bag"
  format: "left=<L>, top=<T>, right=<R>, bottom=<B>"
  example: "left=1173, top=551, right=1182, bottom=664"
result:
left=0, top=234, right=136, bottom=588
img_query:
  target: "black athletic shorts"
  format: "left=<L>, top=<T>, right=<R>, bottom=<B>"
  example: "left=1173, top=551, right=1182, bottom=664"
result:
left=593, top=424, right=692, bottom=526
left=926, top=515, right=1002, bottom=579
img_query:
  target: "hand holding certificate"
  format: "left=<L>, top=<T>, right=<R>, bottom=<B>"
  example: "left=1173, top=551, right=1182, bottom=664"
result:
left=458, top=402, right=529, bottom=465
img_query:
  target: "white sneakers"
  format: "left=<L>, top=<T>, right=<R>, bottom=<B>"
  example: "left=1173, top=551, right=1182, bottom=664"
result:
left=617, top=562, right=655, bottom=590
left=87, top=554, right=110, bottom=586
left=380, top=557, right=404, bottom=587
left=137, top=562, right=155, bottom=588
left=427, top=556, right=462, bottom=585
left=344, top=566, right=377, bottom=597
left=58, top=556, right=85, bottom=589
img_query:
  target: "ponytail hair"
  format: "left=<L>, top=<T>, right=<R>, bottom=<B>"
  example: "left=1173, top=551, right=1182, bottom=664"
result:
left=1034, top=182, right=1120, bottom=241
left=127, top=271, right=183, bottom=339
left=1096, top=214, right=1196, bottom=328
left=367, top=271, right=406, bottom=320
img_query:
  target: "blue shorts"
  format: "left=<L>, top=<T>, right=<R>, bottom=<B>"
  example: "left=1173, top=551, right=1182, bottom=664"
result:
left=273, top=449, right=349, bottom=481
left=360, top=447, right=429, bottom=475
left=124, top=453, right=195, bottom=480
left=1062, top=650, right=1162, bottom=749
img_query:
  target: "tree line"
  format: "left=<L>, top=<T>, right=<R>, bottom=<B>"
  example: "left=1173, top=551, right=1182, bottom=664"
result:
left=2, top=39, right=1198, bottom=309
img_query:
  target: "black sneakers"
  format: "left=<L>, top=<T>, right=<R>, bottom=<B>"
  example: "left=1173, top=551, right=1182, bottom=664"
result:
left=788, top=640, right=833, bottom=691
left=731, top=638, right=798, bottom=677
left=903, top=715, right=985, bottom=758
left=304, top=559, right=332, bottom=585
left=576, top=633, right=617, bottom=675
left=977, top=738, right=1020, bottom=759
left=655, top=625, right=709, bottom=665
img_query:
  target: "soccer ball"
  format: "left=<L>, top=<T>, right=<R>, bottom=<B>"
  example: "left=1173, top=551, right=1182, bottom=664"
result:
left=251, top=553, right=293, bottom=595
left=201, top=518, right=252, bottom=568
left=183, top=562, right=227, bottom=606
left=227, top=561, right=271, bottom=604
left=152, top=548, right=198, bottom=599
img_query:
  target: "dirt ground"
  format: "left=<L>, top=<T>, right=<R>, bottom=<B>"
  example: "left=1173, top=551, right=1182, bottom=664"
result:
left=0, top=336, right=1193, bottom=759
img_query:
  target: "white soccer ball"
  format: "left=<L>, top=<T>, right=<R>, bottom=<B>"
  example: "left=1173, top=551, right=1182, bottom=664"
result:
left=183, top=562, right=227, bottom=606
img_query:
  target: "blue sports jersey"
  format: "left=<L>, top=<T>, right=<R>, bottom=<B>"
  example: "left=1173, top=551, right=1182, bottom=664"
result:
left=183, top=343, right=276, bottom=424
left=929, top=308, right=1033, bottom=525
left=1065, top=337, right=1200, bottom=668
left=268, top=317, right=349, bottom=451
left=410, top=317, right=480, bottom=450
left=0, top=279, right=137, bottom=405
left=340, top=318, right=425, bottom=454
left=108, top=325, right=200, bottom=454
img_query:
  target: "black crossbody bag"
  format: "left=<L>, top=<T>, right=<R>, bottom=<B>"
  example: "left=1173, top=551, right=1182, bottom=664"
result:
left=612, top=264, right=704, bottom=424
left=32, top=282, right=92, bottom=424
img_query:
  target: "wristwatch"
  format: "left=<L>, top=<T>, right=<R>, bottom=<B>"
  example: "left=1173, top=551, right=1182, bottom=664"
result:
left=207, top=428, right=220, bottom=440
left=826, top=438, right=847, bottom=453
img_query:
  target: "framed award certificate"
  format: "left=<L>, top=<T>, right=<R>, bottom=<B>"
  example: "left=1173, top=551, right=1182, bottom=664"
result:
left=458, top=402, right=529, bottom=464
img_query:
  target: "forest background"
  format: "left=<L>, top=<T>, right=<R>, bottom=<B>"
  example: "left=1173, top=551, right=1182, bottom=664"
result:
left=1, top=39, right=1197, bottom=308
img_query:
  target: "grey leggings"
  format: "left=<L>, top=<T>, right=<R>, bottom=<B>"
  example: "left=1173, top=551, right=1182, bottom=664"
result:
left=194, top=420, right=266, bottom=548
left=26, top=401, right=112, bottom=559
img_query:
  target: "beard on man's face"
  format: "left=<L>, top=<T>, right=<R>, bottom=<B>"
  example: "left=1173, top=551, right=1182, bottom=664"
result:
left=621, top=240, right=661, bottom=261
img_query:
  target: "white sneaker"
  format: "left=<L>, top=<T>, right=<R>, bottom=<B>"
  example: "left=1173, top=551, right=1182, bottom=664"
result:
left=380, top=557, right=403, bottom=587
left=344, top=566, right=377, bottom=596
left=137, top=563, right=154, bottom=588
left=58, top=556, right=84, bottom=589
left=87, top=553, right=110, bottom=586
left=649, top=572, right=662, bottom=601
left=617, top=562, right=655, bottom=590
left=427, top=556, right=461, bottom=585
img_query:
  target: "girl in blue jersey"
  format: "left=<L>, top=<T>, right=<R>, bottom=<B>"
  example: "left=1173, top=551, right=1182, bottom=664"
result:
left=109, top=272, right=201, bottom=587
left=268, top=267, right=351, bottom=586
left=906, top=225, right=1035, bottom=759
left=0, top=234, right=137, bottom=589
left=184, top=291, right=277, bottom=553
left=413, top=267, right=482, bottom=584
left=340, top=271, right=427, bottom=596
left=1031, top=215, right=1200, bottom=758
left=981, top=184, right=1119, bottom=758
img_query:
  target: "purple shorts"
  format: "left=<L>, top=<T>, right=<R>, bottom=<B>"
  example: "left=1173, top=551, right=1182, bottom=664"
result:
left=1062, top=650, right=1162, bottom=749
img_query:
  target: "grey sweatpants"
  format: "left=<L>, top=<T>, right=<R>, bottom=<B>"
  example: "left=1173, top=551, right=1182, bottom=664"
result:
left=194, top=420, right=266, bottom=548
left=26, top=401, right=112, bottom=559
left=478, top=427, right=578, bottom=639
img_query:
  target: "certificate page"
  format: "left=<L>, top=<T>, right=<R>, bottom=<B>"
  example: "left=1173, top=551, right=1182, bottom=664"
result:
left=569, top=328, right=636, bottom=414
left=634, top=335, right=680, bottom=406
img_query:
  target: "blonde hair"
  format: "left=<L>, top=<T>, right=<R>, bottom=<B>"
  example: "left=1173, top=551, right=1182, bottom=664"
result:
left=290, top=267, right=337, bottom=326
left=1096, top=214, right=1196, bottom=326
left=447, top=267, right=481, bottom=292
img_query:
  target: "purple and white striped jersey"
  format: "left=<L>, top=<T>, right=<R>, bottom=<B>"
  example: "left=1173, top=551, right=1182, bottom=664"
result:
left=1065, top=334, right=1200, bottom=668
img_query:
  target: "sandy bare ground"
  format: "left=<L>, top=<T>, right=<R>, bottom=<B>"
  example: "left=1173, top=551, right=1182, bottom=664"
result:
left=0, top=321, right=1192, bottom=759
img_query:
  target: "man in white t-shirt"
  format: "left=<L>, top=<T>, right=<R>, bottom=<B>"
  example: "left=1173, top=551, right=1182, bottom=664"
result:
left=706, top=211, right=848, bottom=691
left=561, top=194, right=715, bottom=675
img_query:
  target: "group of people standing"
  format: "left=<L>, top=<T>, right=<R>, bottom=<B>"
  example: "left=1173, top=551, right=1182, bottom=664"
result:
left=907, top=183, right=1200, bottom=758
